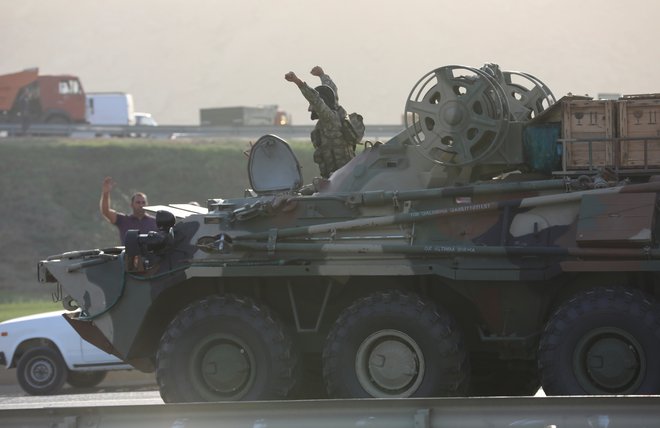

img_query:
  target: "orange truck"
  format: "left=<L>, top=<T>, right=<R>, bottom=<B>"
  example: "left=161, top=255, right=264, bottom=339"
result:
left=0, top=68, right=86, bottom=124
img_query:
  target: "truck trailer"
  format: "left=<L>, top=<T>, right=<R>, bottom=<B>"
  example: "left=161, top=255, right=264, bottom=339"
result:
left=200, top=105, right=289, bottom=126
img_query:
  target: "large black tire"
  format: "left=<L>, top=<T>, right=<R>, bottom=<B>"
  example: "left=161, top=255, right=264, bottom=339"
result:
left=539, top=287, right=660, bottom=395
left=16, top=347, right=67, bottom=395
left=66, top=370, right=107, bottom=388
left=156, top=294, right=300, bottom=403
left=322, top=290, right=469, bottom=398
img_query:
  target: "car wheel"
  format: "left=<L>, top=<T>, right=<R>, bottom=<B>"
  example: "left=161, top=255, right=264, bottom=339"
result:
left=322, top=290, right=469, bottom=398
left=66, top=370, right=107, bottom=388
left=539, top=286, right=660, bottom=395
left=16, top=347, right=67, bottom=395
left=156, top=294, right=300, bottom=403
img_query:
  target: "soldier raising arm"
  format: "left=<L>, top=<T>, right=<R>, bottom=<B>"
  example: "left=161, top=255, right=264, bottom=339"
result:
left=100, top=176, right=157, bottom=245
left=310, top=65, right=338, bottom=100
left=285, top=69, right=355, bottom=179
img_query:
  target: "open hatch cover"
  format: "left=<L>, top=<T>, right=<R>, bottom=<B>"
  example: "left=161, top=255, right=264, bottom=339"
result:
left=248, top=134, right=303, bottom=194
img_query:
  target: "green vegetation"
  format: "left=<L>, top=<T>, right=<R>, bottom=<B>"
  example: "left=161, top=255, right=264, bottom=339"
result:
left=0, top=300, right=61, bottom=322
left=0, top=136, right=316, bottom=303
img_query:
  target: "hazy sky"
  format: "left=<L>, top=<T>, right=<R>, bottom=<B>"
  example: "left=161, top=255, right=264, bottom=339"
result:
left=3, top=0, right=659, bottom=125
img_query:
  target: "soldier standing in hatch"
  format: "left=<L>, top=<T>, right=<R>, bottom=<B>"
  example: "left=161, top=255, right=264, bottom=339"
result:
left=285, top=67, right=355, bottom=178
left=100, top=176, right=157, bottom=245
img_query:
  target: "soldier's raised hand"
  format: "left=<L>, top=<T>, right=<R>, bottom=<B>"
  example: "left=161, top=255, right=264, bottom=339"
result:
left=310, top=66, right=324, bottom=77
left=102, top=176, right=116, bottom=194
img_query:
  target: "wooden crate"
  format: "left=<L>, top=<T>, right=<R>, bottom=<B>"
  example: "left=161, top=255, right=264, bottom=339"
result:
left=618, top=95, right=660, bottom=168
left=562, top=99, right=615, bottom=169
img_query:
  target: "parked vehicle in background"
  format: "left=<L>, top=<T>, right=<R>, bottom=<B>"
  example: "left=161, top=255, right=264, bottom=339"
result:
left=86, top=92, right=135, bottom=126
left=132, top=112, right=159, bottom=138
left=0, top=68, right=86, bottom=125
left=200, top=105, right=290, bottom=126
left=135, top=112, right=157, bottom=127
left=0, top=310, right=133, bottom=395
left=86, top=93, right=159, bottom=137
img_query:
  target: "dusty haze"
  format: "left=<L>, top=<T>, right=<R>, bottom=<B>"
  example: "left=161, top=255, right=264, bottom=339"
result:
left=2, top=0, right=659, bottom=125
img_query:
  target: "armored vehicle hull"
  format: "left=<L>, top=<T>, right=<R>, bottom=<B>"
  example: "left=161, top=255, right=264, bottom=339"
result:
left=39, top=64, right=660, bottom=401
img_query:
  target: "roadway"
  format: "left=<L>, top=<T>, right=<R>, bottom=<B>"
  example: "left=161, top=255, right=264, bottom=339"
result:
left=2, top=369, right=660, bottom=427
left=0, top=123, right=404, bottom=141
left=1, top=391, right=658, bottom=428
left=0, top=369, right=159, bottom=405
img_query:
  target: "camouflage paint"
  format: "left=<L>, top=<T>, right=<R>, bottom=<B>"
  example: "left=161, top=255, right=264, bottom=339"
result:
left=38, top=64, right=660, bottom=400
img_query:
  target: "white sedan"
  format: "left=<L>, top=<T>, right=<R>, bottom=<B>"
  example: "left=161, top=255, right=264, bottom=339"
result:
left=0, top=310, right=133, bottom=395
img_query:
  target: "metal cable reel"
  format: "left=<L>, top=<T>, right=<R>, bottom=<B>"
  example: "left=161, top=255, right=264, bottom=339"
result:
left=404, top=65, right=510, bottom=167
left=480, top=64, right=556, bottom=121
left=508, top=70, right=556, bottom=116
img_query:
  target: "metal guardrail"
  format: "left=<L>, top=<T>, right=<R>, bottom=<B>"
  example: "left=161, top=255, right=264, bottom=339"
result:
left=0, top=123, right=402, bottom=141
left=1, top=395, right=659, bottom=428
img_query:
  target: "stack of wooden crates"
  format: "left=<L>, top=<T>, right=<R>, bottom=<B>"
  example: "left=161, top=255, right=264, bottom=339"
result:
left=562, top=94, right=660, bottom=171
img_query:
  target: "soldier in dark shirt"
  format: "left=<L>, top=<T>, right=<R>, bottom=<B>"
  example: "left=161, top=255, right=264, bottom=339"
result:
left=100, top=176, right=157, bottom=245
left=285, top=67, right=355, bottom=178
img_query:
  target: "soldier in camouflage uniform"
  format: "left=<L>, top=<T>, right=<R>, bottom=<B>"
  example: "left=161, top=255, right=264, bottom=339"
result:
left=285, top=67, right=355, bottom=178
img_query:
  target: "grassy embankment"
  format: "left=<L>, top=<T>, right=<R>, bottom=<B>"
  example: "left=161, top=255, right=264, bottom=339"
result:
left=0, top=137, right=316, bottom=321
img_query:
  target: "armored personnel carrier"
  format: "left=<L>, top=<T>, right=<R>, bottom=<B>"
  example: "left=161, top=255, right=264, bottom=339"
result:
left=39, top=64, right=660, bottom=402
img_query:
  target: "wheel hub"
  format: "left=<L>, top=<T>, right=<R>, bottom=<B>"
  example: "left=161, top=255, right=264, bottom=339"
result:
left=585, top=337, right=640, bottom=389
left=201, top=342, right=251, bottom=394
left=574, top=327, right=644, bottom=393
left=441, top=101, right=466, bottom=127
left=355, top=329, right=425, bottom=397
left=368, top=340, right=417, bottom=390
left=190, top=334, right=256, bottom=400
left=30, top=360, right=54, bottom=383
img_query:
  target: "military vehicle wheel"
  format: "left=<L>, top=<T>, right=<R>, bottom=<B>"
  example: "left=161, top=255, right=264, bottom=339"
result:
left=66, top=370, right=107, bottom=388
left=539, top=287, right=660, bottom=395
left=404, top=65, right=509, bottom=166
left=322, top=290, right=469, bottom=398
left=16, top=347, right=67, bottom=395
left=156, top=294, right=300, bottom=403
